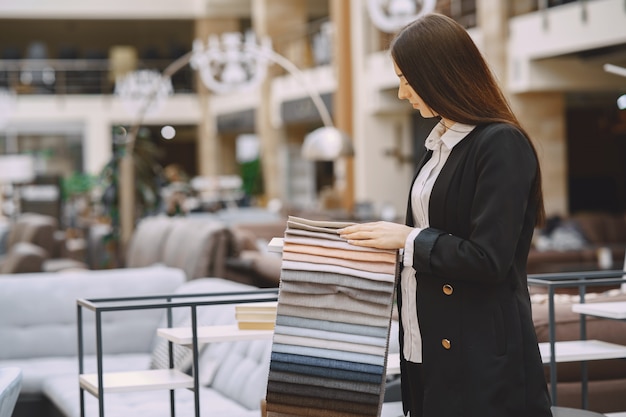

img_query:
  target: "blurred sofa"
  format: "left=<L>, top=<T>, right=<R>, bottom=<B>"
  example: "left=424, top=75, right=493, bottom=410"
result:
left=123, top=215, right=234, bottom=281
left=222, top=220, right=285, bottom=288
left=0, top=266, right=400, bottom=417
left=123, top=213, right=284, bottom=285
left=0, top=212, right=86, bottom=274
left=0, top=265, right=186, bottom=417
left=1, top=208, right=286, bottom=287
left=528, top=211, right=626, bottom=274
left=0, top=268, right=281, bottom=417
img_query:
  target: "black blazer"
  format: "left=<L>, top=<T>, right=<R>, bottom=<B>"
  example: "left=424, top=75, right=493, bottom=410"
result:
left=398, top=123, right=552, bottom=417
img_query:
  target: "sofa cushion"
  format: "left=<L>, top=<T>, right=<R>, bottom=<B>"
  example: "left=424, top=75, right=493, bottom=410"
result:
left=125, top=215, right=174, bottom=268
left=206, top=338, right=272, bottom=410
left=0, top=265, right=185, bottom=360
left=160, top=219, right=231, bottom=280
left=149, top=278, right=259, bottom=375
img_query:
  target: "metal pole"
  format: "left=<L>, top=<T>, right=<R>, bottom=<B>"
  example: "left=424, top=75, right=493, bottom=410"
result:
left=192, top=306, right=200, bottom=417
left=548, top=285, right=557, bottom=405
left=77, top=305, right=85, bottom=417
left=96, top=310, right=105, bottom=417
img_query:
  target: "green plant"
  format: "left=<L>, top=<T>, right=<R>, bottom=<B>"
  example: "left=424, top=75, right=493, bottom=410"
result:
left=61, top=172, right=97, bottom=201
left=98, top=126, right=165, bottom=267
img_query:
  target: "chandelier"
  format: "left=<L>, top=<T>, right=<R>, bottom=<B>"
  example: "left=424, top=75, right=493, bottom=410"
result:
left=192, top=31, right=353, bottom=160
left=366, top=0, right=436, bottom=33
left=114, top=69, right=174, bottom=119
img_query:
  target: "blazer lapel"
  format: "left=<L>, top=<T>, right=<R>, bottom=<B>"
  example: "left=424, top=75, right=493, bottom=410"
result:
left=405, top=149, right=433, bottom=227
left=428, top=127, right=483, bottom=227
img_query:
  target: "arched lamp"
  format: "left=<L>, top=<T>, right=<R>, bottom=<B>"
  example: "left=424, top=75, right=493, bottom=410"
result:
left=302, top=126, right=354, bottom=161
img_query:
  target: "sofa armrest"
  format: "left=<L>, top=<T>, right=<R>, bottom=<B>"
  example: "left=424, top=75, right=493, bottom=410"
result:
left=225, top=250, right=281, bottom=288
left=0, top=242, right=47, bottom=274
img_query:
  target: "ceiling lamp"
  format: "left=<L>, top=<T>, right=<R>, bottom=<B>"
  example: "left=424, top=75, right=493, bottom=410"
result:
left=302, top=127, right=354, bottom=161
left=603, top=64, right=626, bottom=110
left=617, top=94, right=626, bottom=111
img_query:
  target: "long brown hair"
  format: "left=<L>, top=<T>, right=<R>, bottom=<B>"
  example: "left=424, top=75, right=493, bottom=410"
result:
left=390, top=13, right=545, bottom=226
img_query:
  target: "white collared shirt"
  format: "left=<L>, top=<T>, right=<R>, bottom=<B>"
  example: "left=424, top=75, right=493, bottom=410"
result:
left=401, top=121, right=475, bottom=362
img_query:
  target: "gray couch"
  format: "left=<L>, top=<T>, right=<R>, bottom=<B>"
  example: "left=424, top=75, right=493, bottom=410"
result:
left=0, top=265, right=283, bottom=417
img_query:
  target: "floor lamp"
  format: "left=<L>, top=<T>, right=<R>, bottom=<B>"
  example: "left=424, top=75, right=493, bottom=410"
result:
left=118, top=31, right=354, bottom=245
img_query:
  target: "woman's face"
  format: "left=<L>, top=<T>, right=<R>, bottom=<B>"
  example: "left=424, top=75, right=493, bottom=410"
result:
left=393, top=61, right=437, bottom=119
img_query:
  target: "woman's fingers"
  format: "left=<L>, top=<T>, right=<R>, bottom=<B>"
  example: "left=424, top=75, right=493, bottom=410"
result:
left=338, top=222, right=413, bottom=250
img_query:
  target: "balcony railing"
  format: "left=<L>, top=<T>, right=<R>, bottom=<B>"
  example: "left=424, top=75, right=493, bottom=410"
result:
left=0, top=59, right=194, bottom=95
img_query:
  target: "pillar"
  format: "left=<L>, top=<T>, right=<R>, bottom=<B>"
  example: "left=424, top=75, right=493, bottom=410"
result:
left=330, top=0, right=355, bottom=213
left=252, top=0, right=307, bottom=203
left=194, top=18, right=239, bottom=177
left=478, top=0, right=568, bottom=217
left=511, top=93, right=568, bottom=217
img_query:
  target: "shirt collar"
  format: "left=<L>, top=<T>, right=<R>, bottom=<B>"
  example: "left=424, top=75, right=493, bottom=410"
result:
left=424, top=121, right=476, bottom=151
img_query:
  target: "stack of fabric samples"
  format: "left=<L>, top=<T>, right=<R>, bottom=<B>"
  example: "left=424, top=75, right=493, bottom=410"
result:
left=235, top=301, right=278, bottom=330
left=265, top=216, right=399, bottom=417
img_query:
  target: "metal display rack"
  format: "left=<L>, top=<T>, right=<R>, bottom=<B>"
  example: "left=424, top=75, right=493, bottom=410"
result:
left=527, top=269, right=626, bottom=409
left=76, top=288, right=279, bottom=417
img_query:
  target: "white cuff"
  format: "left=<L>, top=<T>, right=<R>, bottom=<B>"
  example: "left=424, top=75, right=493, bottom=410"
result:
left=403, top=228, right=422, bottom=268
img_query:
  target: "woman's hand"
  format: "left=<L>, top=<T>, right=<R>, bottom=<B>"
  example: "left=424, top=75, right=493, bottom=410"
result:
left=338, top=221, right=414, bottom=250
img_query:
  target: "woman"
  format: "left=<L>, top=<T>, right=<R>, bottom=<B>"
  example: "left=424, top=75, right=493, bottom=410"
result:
left=338, top=13, right=553, bottom=417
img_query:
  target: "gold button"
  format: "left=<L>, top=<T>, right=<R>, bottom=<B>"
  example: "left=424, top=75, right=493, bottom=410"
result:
left=442, top=284, right=453, bottom=295
left=441, top=339, right=451, bottom=350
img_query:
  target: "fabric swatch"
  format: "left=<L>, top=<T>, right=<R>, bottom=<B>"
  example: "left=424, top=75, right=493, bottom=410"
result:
left=266, top=217, right=399, bottom=417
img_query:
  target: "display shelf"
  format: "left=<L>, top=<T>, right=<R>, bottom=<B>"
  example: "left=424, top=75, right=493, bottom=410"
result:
left=157, top=324, right=274, bottom=345
left=76, top=289, right=279, bottom=417
left=527, top=269, right=626, bottom=409
left=539, top=340, right=626, bottom=364
left=572, top=301, right=626, bottom=320
left=79, top=369, right=193, bottom=396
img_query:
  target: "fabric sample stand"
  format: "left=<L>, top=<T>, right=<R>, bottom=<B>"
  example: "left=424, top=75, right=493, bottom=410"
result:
left=265, top=216, right=399, bottom=417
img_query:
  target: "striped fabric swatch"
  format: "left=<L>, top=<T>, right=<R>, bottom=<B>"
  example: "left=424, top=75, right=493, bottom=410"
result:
left=266, top=216, right=398, bottom=417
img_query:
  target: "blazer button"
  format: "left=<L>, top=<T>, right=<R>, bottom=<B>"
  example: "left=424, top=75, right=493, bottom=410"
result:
left=441, top=339, right=451, bottom=350
left=442, top=284, right=453, bottom=295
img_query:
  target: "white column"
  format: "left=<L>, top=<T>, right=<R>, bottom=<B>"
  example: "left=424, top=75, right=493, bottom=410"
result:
left=252, top=0, right=306, bottom=203
left=84, top=117, right=112, bottom=175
